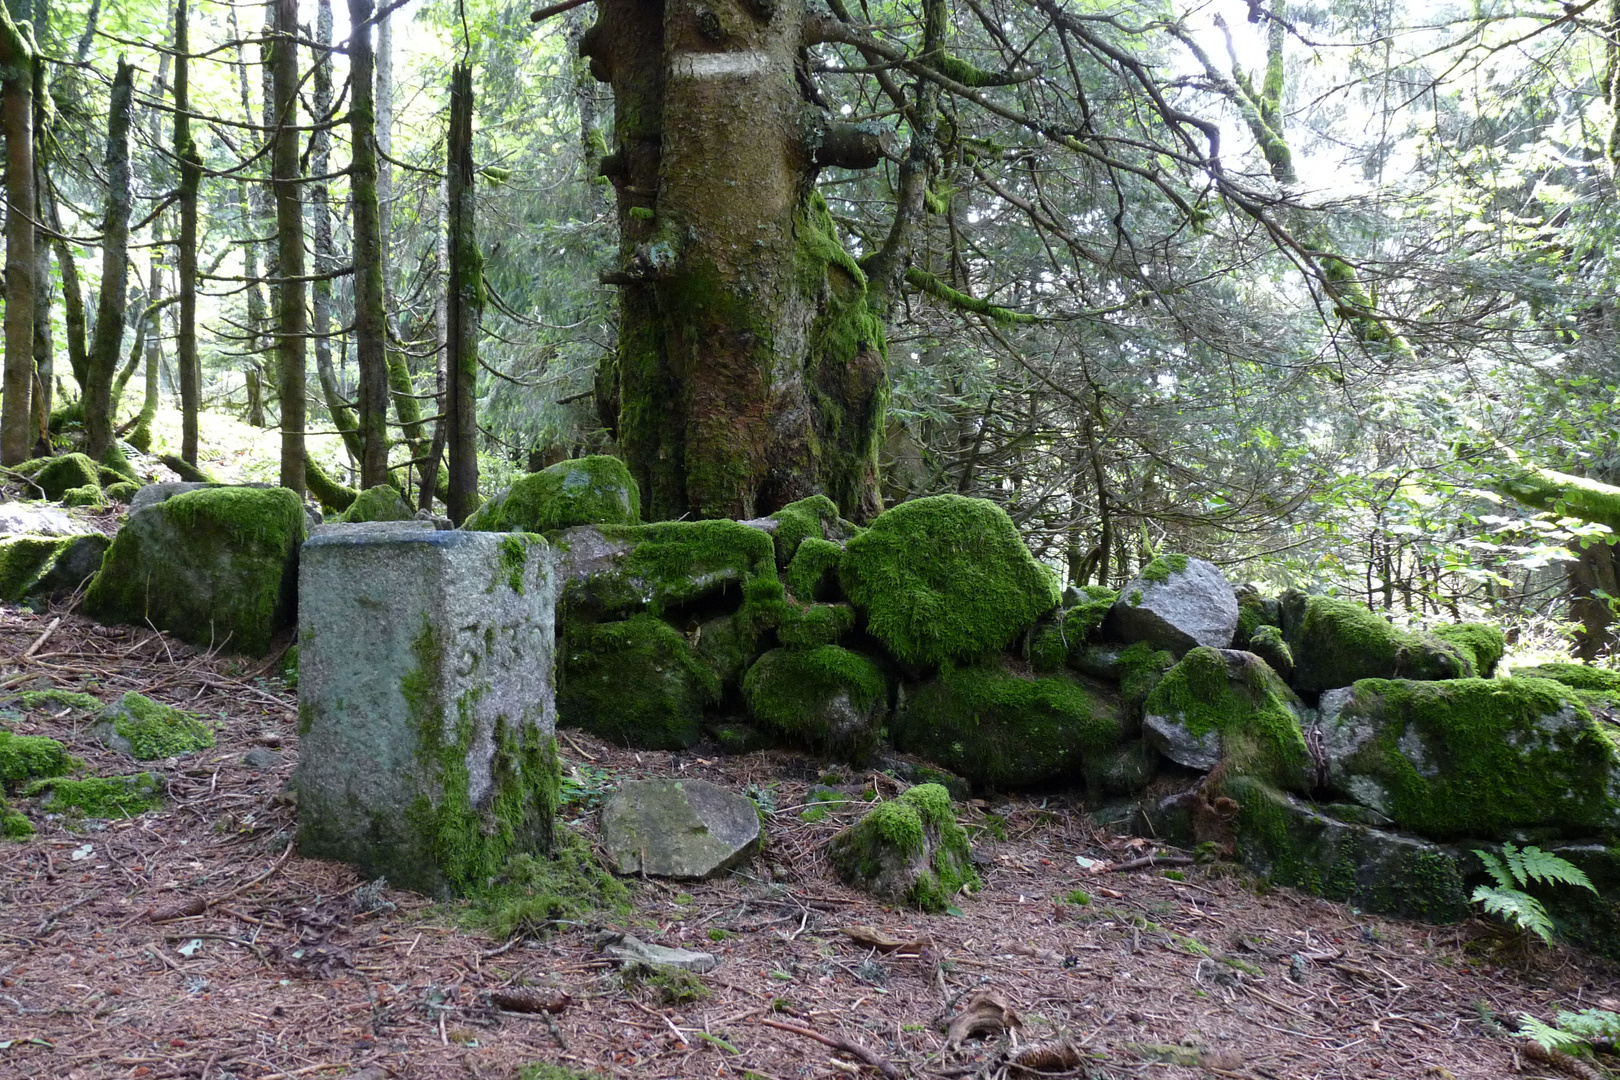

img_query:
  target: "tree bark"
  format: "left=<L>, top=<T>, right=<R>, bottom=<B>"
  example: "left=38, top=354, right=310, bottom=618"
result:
left=45, top=183, right=87, bottom=392
left=174, top=0, right=203, bottom=465
left=229, top=7, right=270, bottom=408
left=310, top=1, right=351, bottom=457
left=0, top=7, right=34, bottom=465
left=84, top=59, right=135, bottom=459
left=272, top=0, right=306, bottom=493
left=581, top=0, right=890, bottom=520
left=445, top=63, right=481, bottom=524
left=348, top=0, right=390, bottom=489
left=29, top=15, right=49, bottom=453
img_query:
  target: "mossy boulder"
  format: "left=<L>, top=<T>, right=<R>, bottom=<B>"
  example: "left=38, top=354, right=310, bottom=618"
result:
left=839, top=495, right=1060, bottom=668
left=1430, top=623, right=1504, bottom=678
left=778, top=601, right=855, bottom=647
left=84, top=486, right=306, bottom=656
left=33, top=453, right=101, bottom=501
left=103, top=481, right=140, bottom=503
left=1280, top=593, right=1470, bottom=694
left=337, top=484, right=414, bottom=523
left=743, top=646, right=887, bottom=759
left=691, top=611, right=764, bottom=686
left=785, top=536, right=844, bottom=601
left=1117, top=641, right=1176, bottom=722
left=1, top=798, right=31, bottom=839
left=91, top=692, right=214, bottom=760
left=0, top=532, right=109, bottom=605
left=1538, top=843, right=1620, bottom=959
left=466, top=455, right=640, bottom=533
left=0, top=729, right=74, bottom=790
left=1233, top=587, right=1281, bottom=648
left=1083, top=741, right=1159, bottom=797
left=827, top=783, right=979, bottom=912
left=1246, top=624, right=1294, bottom=683
left=1224, top=775, right=1471, bottom=923
left=63, top=484, right=106, bottom=508
left=1511, top=662, right=1620, bottom=698
left=1317, top=677, right=1620, bottom=838
left=768, top=494, right=860, bottom=567
left=1105, top=554, right=1239, bottom=655
left=26, top=772, right=164, bottom=818
left=558, top=614, right=720, bottom=749
left=1142, top=648, right=1312, bottom=790
left=891, top=661, right=1124, bottom=791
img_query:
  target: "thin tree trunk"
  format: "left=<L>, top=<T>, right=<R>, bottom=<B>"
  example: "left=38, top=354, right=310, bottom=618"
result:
left=348, top=0, right=389, bottom=488
left=310, top=0, right=349, bottom=457
left=28, top=7, right=49, bottom=452
left=272, top=0, right=306, bottom=494
left=45, top=183, right=87, bottom=391
left=85, top=59, right=135, bottom=459
left=0, top=9, right=33, bottom=464
left=445, top=63, right=481, bottom=523
left=130, top=241, right=164, bottom=451
left=174, top=0, right=202, bottom=465
left=229, top=7, right=269, bottom=407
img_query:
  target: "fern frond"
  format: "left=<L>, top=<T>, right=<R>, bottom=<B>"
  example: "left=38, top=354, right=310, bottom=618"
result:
left=1472, top=885, right=1554, bottom=943
left=1511, top=846, right=1597, bottom=894
left=1518, top=1013, right=1587, bottom=1052
left=1474, top=849, right=1517, bottom=891
left=1556, top=1009, right=1620, bottom=1043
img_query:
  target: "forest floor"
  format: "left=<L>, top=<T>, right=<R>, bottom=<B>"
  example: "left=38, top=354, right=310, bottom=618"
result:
left=1, top=601, right=1618, bottom=1080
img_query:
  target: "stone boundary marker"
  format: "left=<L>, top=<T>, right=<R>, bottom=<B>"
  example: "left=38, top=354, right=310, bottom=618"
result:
left=294, top=522, right=558, bottom=896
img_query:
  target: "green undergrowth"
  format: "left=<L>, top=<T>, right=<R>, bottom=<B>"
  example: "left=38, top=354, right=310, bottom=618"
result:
left=1, top=798, right=32, bottom=839
left=26, top=773, right=163, bottom=818
left=839, top=495, right=1060, bottom=668
left=467, top=824, right=631, bottom=940
left=1144, top=647, right=1311, bottom=791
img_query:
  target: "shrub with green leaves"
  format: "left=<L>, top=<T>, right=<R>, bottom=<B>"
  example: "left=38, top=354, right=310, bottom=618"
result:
left=1470, top=842, right=1597, bottom=944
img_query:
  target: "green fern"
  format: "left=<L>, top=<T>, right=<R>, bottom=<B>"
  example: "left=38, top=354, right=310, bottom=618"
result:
left=1470, top=843, right=1597, bottom=944
left=1518, top=1009, right=1620, bottom=1056
left=1518, top=1013, right=1588, bottom=1052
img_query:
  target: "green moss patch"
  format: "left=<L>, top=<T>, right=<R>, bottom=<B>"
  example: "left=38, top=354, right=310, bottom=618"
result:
left=1430, top=623, right=1505, bottom=678
left=778, top=602, right=855, bottom=648
left=1512, top=662, right=1620, bottom=697
left=94, top=692, right=214, bottom=760
left=827, top=783, right=979, bottom=912
left=1282, top=594, right=1469, bottom=693
left=99, top=442, right=139, bottom=482
left=839, top=495, right=1060, bottom=668
left=1118, top=641, right=1176, bottom=711
left=743, top=646, right=886, bottom=758
left=467, top=455, right=640, bottom=533
left=1, top=798, right=32, bottom=839
left=558, top=615, right=720, bottom=749
left=103, top=481, right=140, bottom=503
left=12, top=689, right=102, bottom=713
left=467, top=824, right=631, bottom=940
left=0, top=729, right=74, bottom=790
left=62, top=484, right=105, bottom=509
left=1144, top=647, right=1311, bottom=790
left=891, top=662, right=1122, bottom=791
left=34, top=453, right=101, bottom=500
left=1325, top=677, right=1620, bottom=837
left=27, top=772, right=163, bottom=818
left=1140, top=553, right=1190, bottom=585
left=0, top=536, right=72, bottom=601
left=785, top=536, right=843, bottom=600
left=337, top=485, right=414, bottom=523
left=769, top=494, right=859, bottom=566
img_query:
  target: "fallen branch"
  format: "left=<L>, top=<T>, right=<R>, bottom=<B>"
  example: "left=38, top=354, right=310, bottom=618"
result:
left=23, top=617, right=60, bottom=659
left=1107, top=853, right=1194, bottom=872
left=759, top=1018, right=903, bottom=1080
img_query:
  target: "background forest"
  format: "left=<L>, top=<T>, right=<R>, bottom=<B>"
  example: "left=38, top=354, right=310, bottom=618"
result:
left=10, top=0, right=1620, bottom=658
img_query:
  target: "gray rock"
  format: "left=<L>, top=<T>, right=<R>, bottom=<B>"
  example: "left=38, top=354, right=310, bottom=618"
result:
left=1069, top=643, right=1126, bottom=681
left=1082, top=740, right=1159, bottom=797
left=293, top=527, right=557, bottom=896
left=242, top=747, right=285, bottom=769
left=1142, top=712, right=1222, bottom=771
left=597, top=932, right=717, bottom=973
left=1105, top=556, right=1238, bottom=655
left=128, top=481, right=216, bottom=516
left=600, top=778, right=760, bottom=879
left=0, top=503, right=89, bottom=537
left=0, top=532, right=109, bottom=605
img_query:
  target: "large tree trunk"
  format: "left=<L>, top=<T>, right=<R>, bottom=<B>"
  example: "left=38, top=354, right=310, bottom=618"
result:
left=0, top=8, right=34, bottom=465
left=84, top=59, right=135, bottom=459
left=581, top=0, right=890, bottom=521
left=272, top=0, right=306, bottom=494
left=174, top=0, right=202, bottom=465
left=348, top=0, right=390, bottom=489
left=445, top=63, right=481, bottom=524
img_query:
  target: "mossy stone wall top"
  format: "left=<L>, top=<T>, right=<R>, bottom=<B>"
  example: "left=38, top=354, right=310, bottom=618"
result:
left=839, top=494, right=1060, bottom=668
left=466, top=455, right=640, bottom=533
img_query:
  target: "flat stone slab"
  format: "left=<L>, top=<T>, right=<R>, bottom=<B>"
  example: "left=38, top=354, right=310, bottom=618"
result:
left=293, top=526, right=558, bottom=896
left=596, top=931, right=717, bottom=973
left=0, top=504, right=90, bottom=537
left=600, top=778, right=760, bottom=879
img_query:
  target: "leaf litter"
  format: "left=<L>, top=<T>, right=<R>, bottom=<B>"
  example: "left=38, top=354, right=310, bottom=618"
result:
left=1, top=602, right=1618, bottom=1079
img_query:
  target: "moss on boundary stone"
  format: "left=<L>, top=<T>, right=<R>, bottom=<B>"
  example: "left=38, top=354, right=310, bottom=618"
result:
left=26, top=772, right=163, bottom=818
left=891, top=662, right=1122, bottom=791
left=1284, top=594, right=1470, bottom=693
left=84, top=486, right=306, bottom=657
left=743, top=646, right=886, bottom=757
left=95, top=693, right=214, bottom=760
left=337, top=484, right=415, bottom=524
left=785, top=536, right=843, bottom=600
left=839, top=495, right=1060, bottom=668
left=827, top=783, right=978, bottom=912
left=468, top=824, right=630, bottom=940
left=1143, top=647, right=1311, bottom=791
left=400, top=620, right=563, bottom=895
left=1431, top=623, right=1505, bottom=678
left=1327, top=676, right=1620, bottom=838
left=558, top=614, right=721, bottom=750
left=0, top=729, right=74, bottom=789
left=467, top=456, right=640, bottom=534
left=34, top=453, right=101, bottom=500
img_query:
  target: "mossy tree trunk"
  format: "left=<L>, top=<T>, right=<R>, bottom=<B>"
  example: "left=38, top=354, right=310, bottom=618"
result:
left=581, top=0, right=898, bottom=521
left=45, top=183, right=87, bottom=393
left=29, top=40, right=49, bottom=454
left=175, top=0, right=203, bottom=466
left=271, top=0, right=307, bottom=494
left=444, top=62, right=481, bottom=523
left=0, top=5, right=35, bottom=466
left=349, top=0, right=391, bottom=489
left=84, top=59, right=135, bottom=459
